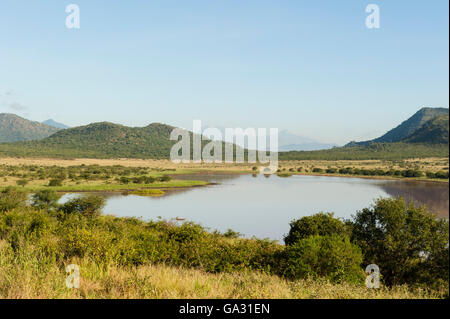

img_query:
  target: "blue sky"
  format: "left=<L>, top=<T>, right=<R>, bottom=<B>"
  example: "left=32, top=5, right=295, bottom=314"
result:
left=0, top=0, right=448, bottom=144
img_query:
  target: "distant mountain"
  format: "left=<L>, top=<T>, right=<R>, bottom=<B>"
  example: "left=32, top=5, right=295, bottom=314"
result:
left=0, top=113, right=60, bottom=143
left=278, top=130, right=338, bottom=151
left=42, top=119, right=70, bottom=129
left=348, top=107, right=449, bottom=146
left=279, top=143, right=338, bottom=151
left=403, top=115, right=449, bottom=144
left=0, top=121, right=219, bottom=159
left=281, top=107, right=449, bottom=161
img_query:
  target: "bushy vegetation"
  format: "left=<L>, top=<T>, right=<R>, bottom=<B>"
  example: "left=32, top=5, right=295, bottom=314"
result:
left=280, top=143, right=449, bottom=161
left=308, top=166, right=448, bottom=180
left=351, top=198, right=449, bottom=289
left=284, top=213, right=350, bottom=245
left=0, top=188, right=447, bottom=298
left=0, top=164, right=187, bottom=193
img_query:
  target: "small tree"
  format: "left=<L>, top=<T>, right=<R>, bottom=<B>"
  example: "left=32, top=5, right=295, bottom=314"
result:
left=16, top=179, right=28, bottom=187
left=351, top=197, right=449, bottom=288
left=31, top=189, right=61, bottom=210
left=284, top=213, right=349, bottom=246
left=60, top=195, right=105, bottom=218
left=0, top=187, right=27, bottom=212
left=280, top=235, right=364, bottom=284
left=48, top=178, right=63, bottom=187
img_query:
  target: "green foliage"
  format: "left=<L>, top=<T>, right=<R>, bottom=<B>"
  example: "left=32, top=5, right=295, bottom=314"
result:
left=158, top=175, right=172, bottom=182
left=16, top=179, right=28, bottom=187
left=60, top=195, right=106, bottom=218
left=280, top=143, right=449, bottom=161
left=0, top=187, right=27, bottom=213
left=48, top=178, right=63, bottom=187
left=284, top=213, right=349, bottom=246
left=280, top=235, right=364, bottom=283
left=31, top=189, right=61, bottom=210
left=351, top=197, right=449, bottom=289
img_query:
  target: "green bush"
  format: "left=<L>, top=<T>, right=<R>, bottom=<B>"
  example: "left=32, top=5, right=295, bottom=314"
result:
left=16, top=179, right=28, bottom=187
left=280, top=235, right=364, bottom=283
left=31, top=189, right=61, bottom=210
left=0, top=187, right=27, bottom=213
left=60, top=195, right=106, bottom=218
left=158, top=175, right=172, bottom=182
left=312, top=168, right=323, bottom=173
left=284, top=213, right=349, bottom=246
left=48, top=178, right=63, bottom=187
left=351, top=197, right=449, bottom=288
left=435, top=171, right=449, bottom=179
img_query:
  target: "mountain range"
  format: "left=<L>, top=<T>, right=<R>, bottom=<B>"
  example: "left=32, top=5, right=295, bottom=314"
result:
left=0, top=107, right=448, bottom=159
left=0, top=113, right=61, bottom=143
left=346, top=107, right=449, bottom=146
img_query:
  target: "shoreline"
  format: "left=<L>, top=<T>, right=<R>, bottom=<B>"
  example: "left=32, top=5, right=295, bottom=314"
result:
left=284, top=172, right=449, bottom=184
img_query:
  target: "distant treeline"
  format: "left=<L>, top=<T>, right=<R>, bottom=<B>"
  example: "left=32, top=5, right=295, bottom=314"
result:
left=279, top=143, right=449, bottom=161
left=308, top=167, right=449, bottom=179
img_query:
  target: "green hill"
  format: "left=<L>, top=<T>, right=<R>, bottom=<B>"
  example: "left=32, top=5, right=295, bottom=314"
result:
left=280, top=108, right=449, bottom=160
left=348, top=107, right=449, bottom=146
left=0, top=113, right=60, bottom=143
left=0, top=108, right=448, bottom=161
left=0, top=122, right=179, bottom=158
left=403, top=115, right=449, bottom=144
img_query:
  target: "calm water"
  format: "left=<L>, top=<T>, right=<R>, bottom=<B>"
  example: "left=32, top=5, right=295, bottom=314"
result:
left=62, top=174, right=449, bottom=242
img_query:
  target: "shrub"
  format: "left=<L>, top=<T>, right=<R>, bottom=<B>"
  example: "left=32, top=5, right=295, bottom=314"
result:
left=284, top=213, right=349, bottom=246
left=31, top=189, right=61, bottom=210
left=280, top=235, right=364, bottom=283
left=159, top=175, right=172, bottom=182
left=435, top=171, right=449, bottom=179
left=60, top=195, right=106, bottom=218
left=401, top=169, right=423, bottom=178
left=0, top=187, right=27, bottom=212
left=312, top=168, right=323, bottom=173
left=119, top=176, right=130, bottom=184
left=351, top=197, right=449, bottom=288
left=48, top=178, right=63, bottom=187
left=16, top=179, right=28, bottom=187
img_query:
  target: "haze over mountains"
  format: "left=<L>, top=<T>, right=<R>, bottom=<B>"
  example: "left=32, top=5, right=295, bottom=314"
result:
left=278, top=130, right=338, bottom=151
left=42, top=119, right=70, bottom=129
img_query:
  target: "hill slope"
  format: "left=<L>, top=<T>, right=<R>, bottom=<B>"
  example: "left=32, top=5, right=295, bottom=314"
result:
left=0, top=122, right=179, bottom=158
left=403, top=115, right=449, bottom=144
left=0, top=113, right=60, bottom=143
left=349, top=107, right=449, bottom=146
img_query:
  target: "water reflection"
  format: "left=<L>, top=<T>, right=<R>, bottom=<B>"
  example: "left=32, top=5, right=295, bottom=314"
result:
left=378, top=180, right=449, bottom=218
left=62, top=174, right=448, bottom=242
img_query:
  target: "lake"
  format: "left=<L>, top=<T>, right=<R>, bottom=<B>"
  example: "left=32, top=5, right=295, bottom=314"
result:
left=61, top=174, right=449, bottom=242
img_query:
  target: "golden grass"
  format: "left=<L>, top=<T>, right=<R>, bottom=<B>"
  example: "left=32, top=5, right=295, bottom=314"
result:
left=0, top=254, right=441, bottom=299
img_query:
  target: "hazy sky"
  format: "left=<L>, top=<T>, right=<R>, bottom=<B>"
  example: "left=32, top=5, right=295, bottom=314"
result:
left=0, top=1, right=448, bottom=144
